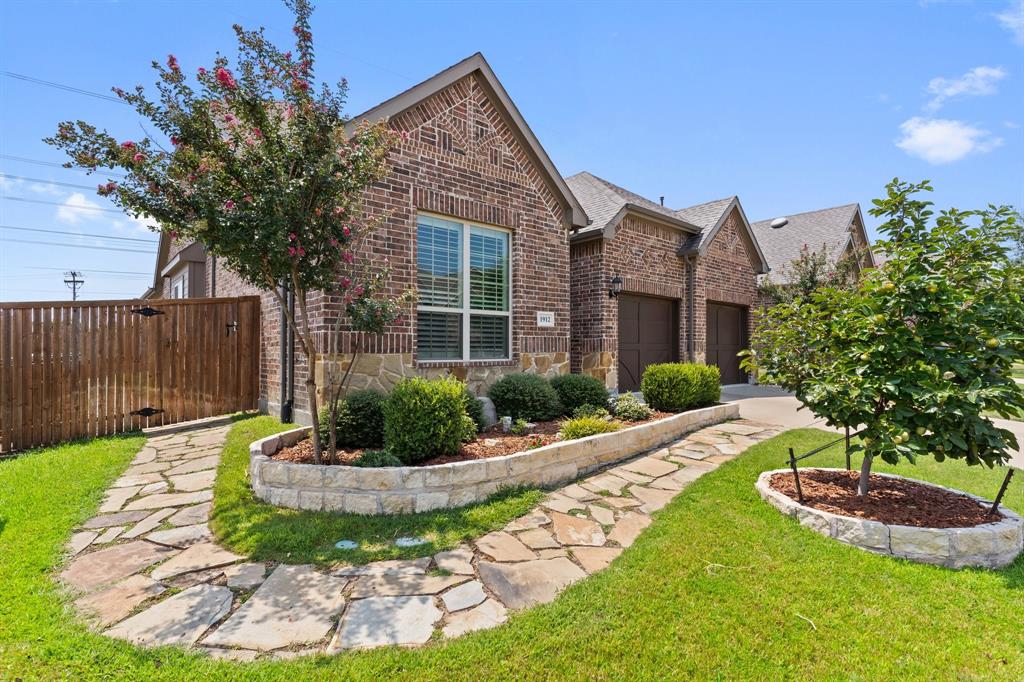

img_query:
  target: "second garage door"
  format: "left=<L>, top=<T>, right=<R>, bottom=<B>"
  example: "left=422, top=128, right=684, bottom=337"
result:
left=706, top=302, right=748, bottom=384
left=617, top=295, right=678, bottom=392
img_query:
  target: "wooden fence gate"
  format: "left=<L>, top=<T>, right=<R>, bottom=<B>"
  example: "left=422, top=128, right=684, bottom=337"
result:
left=0, top=296, right=260, bottom=454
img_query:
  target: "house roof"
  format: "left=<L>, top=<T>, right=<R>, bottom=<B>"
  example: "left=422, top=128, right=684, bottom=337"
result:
left=565, top=171, right=700, bottom=237
left=750, top=203, right=868, bottom=274
left=347, top=52, right=588, bottom=229
left=676, top=196, right=770, bottom=274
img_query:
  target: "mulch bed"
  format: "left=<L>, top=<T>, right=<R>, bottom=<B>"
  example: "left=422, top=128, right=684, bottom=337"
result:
left=272, top=410, right=674, bottom=467
left=769, top=469, right=1000, bottom=528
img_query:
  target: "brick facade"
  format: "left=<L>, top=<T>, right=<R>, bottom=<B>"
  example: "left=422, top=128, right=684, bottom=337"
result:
left=159, top=72, right=573, bottom=423
left=570, top=206, right=760, bottom=390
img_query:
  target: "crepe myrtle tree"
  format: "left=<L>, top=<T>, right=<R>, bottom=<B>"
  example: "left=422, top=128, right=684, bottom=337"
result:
left=742, top=179, right=1023, bottom=495
left=45, top=0, right=414, bottom=464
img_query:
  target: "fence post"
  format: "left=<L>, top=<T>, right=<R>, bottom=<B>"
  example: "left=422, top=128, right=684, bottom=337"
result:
left=788, top=447, right=804, bottom=504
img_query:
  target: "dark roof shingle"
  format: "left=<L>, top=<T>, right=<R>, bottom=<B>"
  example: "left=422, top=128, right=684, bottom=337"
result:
left=750, top=204, right=859, bottom=274
left=566, top=172, right=695, bottom=234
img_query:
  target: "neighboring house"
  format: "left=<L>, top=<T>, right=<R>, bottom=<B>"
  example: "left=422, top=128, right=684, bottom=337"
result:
left=566, top=173, right=769, bottom=390
left=148, top=53, right=587, bottom=422
left=750, top=203, right=875, bottom=282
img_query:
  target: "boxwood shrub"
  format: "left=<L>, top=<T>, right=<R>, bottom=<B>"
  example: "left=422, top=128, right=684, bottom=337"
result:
left=550, top=373, right=609, bottom=416
left=487, top=373, right=562, bottom=422
left=640, top=363, right=720, bottom=412
left=460, top=385, right=487, bottom=432
left=317, top=389, right=387, bottom=448
left=383, top=377, right=469, bottom=464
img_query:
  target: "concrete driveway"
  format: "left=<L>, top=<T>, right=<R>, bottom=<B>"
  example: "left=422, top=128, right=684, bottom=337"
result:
left=720, top=384, right=1024, bottom=469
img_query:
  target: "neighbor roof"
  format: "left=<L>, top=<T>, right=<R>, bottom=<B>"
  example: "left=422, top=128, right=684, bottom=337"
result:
left=750, top=203, right=866, bottom=274
left=565, top=171, right=700, bottom=237
left=348, top=52, right=588, bottom=229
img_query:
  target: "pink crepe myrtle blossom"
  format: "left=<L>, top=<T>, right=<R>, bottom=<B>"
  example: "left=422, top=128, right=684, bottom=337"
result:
left=170, top=135, right=180, bottom=146
left=215, top=67, right=237, bottom=90
left=342, top=226, right=351, bottom=237
left=342, top=251, right=354, bottom=264
left=120, top=140, right=136, bottom=149
left=224, top=199, right=235, bottom=210
left=288, top=232, right=297, bottom=241
left=244, top=195, right=253, bottom=203
left=198, top=67, right=207, bottom=76
left=340, top=277, right=351, bottom=289
left=288, top=246, right=297, bottom=257
left=133, top=152, right=145, bottom=163
left=97, top=182, right=117, bottom=196
left=329, top=237, right=339, bottom=248
left=167, top=54, right=180, bottom=73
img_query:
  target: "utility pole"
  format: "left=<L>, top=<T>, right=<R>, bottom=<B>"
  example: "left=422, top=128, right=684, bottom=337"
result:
left=64, top=270, right=84, bottom=301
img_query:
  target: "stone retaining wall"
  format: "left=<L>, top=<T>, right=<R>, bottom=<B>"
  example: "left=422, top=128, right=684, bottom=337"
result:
left=756, top=468, right=1023, bottom=569
left=250, top=403, right=738, bottom=515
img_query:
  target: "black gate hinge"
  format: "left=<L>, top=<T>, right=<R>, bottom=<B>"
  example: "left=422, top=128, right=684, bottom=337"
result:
left=131, top=407, right=165, bottom=418
left=131, top=306, right=166, bottom=317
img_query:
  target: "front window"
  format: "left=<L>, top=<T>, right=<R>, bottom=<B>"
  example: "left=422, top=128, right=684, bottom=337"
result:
left=416, top=214, right=510, bottom=360
left=170, top=272, right=187, bottom=299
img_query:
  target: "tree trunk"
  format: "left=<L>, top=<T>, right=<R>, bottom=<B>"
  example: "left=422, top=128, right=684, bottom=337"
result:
left=305, top=372, right=322, bottom=465
left=858, top=452, right=874, bottom=496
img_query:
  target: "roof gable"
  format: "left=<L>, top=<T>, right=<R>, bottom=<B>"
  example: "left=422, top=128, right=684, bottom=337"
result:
left=751, top=203, right=865, bottom=274
left=677, top=196, right=769, bottom=274
left=347, top=53, right=587, bottom=228
left=566, top=171, right=700, bottom=238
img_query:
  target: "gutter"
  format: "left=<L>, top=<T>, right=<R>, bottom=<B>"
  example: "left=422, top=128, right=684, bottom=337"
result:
left=682, top=250, right=699, bottom=362
left=279, top=282, right=295, bottom=423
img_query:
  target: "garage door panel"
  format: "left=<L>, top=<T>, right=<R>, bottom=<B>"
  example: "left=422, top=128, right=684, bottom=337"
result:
left=618, top=295, right=678, bottom=392
left=706, top=302, right=747, bottom=384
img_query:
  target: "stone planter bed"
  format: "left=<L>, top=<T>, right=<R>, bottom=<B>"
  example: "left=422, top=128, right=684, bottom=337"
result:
left=756, top=468, right=1024, bottom=569
left=250, top=403, right=738, bottom=515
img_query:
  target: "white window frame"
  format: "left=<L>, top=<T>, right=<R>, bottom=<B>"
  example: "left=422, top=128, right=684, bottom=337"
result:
left=170, top=271, right=187, bottom=299
left=416, top=213, right=512, bottom=362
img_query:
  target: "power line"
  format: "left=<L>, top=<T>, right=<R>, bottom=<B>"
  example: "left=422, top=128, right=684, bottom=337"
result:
left=1, top=71, right=128, bottom=104
left=0, top=154, right=129, bottom=178
left=2, top=195, right=127, bottom=214
left=26, top=266, right=150, bottom=275
left=0, top=225, right=157, bottom=243
left=0, top=173, right=102, bottom=192
left=0, top=238, right=155, bottom=254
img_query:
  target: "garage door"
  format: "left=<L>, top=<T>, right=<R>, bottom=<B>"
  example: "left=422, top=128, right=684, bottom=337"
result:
left=618, top=295, right=678, bottom=392
left=706, top=303, right=747, bottom=384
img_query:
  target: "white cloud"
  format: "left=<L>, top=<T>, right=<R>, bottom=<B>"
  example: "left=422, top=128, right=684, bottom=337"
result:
left=115, top=213, right=159, bottom=235
left=55, top=192, right=103, bottom=224
left=895, top=117, right=1003, bottom=164
left=28, top=181, right=63, bottom=197
left=1006, top=120, right=1021, bottom=128
left=0, top=175, right=23, bottom=191
left=925, top=66, right=1007, bottom=111
left=995, top=0, right=1024, bottom=45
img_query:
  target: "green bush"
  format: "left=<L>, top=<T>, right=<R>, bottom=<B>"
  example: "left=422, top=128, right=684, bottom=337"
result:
left=383, top=377, right=469, bottom=464
left=510, top=418, right=531, bottom=435
left=613, top=393, right=654, bottom=421
left=559, top=416, right=621, bottom=440
left=640, top=363, right=720, bottom=412
left=317, top=389, right=387, bottom=448
left=461, top=385, right=487, bottom=432
left=487, top=373, right=562, bottom=422
left=572, top=404, right=611, bottom=420
left=352, top=449, right=403, bottom=468
left=550, top=373, right=609, bottom=415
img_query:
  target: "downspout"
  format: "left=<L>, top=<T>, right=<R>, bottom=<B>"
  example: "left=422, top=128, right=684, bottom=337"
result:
left=684, top=253, right=698, bottom=362
left=285, top=284, right=296, bottom=422
left=279, top=281, right=293, bottom=423
left=210, top=254, right=217, bottom=297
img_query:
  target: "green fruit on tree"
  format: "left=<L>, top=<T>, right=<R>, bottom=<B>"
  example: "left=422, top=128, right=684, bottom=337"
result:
left=860, top=352, right=870, bottom=361
left=916, top=426, right=926, bottom=436
left=985, top=338, right=999, bottom=348
left=882, top=282, right=896, bottom=292
left=872, top=314, right=885, bottom=324
left=926, top=284, right=938, bottom=294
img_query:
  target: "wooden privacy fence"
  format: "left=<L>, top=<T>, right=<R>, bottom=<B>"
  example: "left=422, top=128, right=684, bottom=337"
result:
left=0, top=296, right=260, bottom=454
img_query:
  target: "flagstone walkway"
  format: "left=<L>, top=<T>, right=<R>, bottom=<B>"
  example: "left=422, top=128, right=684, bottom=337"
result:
left=59, top=418, right=780, bottom=660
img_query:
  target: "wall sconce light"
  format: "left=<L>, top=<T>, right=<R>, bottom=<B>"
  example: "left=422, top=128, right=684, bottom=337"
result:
left=608, top=275, right=623, bottom=298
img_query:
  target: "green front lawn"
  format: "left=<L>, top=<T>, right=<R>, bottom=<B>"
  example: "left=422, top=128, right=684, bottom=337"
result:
left=1013, top=364, right=1024, bottom=379
left=210, top=415, right=543, bottom=566
left=1, top=428, right=1022, bottom=680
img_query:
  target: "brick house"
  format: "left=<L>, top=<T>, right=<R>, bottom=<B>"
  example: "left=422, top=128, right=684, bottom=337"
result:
left=146, top=52, right=785, bottom=422
left=147, top=53, right=588, bottom=422
left=566, top=173, right=769, bottom=390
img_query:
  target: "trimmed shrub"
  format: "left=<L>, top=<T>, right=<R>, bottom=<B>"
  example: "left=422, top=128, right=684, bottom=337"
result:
left=550, top=373, right=609, bottom=416
left=383, top=377, right=469, bottom=464
left=613, top=393, right=654, bottom=421
left=640, top=363, right=721, bottom=412
left=487, top=373, right=562, bottom=422
left=572, top=404, right=611, bottom=420
left=352, top=449, right=403, bottom=468
left=461, top=386, right=487, bottom=432
left=317, top=389, right=387, bottom=449
left=559, top=416, right=621, bottom=440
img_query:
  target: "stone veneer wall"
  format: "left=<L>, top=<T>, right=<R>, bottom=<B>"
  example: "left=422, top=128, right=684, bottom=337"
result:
left=250, top=403, right=738, bottom=515
left=756, top=469, right=1023, bottom=569
left=315, top=351, right=568, bottom=399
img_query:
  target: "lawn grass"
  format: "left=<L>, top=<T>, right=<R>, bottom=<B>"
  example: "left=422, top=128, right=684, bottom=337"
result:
left=210, top=415, right=544, bottom=566
left=1012, top=364, right=1024, bottom=379
left=2, top=427, right=1022, bottom=680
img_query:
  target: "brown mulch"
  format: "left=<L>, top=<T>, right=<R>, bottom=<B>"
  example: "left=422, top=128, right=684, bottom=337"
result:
left=272, top=410, right=675, bottom=466
left=769, top=469, right=1000, bottom=528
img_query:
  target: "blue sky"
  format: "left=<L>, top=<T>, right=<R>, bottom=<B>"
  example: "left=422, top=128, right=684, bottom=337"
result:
left=1, top=0, right=1021, bottom=301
